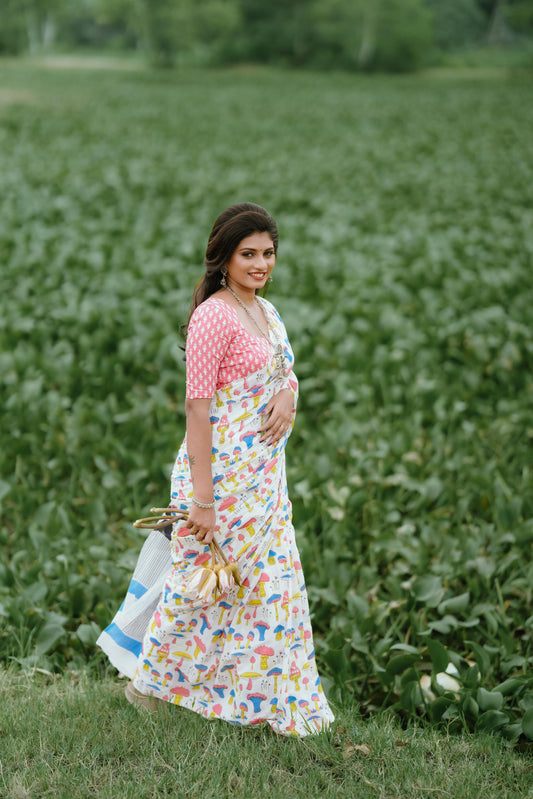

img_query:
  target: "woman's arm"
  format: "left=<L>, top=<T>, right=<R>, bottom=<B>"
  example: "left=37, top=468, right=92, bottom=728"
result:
left=185, top=397, right=217, bottom=544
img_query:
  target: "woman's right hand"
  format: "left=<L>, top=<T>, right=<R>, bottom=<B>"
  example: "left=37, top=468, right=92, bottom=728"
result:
left=185, top=504, right=217, bottom=544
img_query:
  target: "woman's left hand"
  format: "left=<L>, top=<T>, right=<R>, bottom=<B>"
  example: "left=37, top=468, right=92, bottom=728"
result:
left=259, top=388, right=294, bottom=445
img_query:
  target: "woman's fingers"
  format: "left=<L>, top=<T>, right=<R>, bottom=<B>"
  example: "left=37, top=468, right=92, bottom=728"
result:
left=191, top=526, right=213, bottom=542
left=260, top=419, right=291, bottom=445
left=259, top=413, right=291, bottom=434
left=261, top=411, right=291, bottom=429
left=194, top=527, right=215, bottom=543
left=260, top=424, right=289, bottom=441
left=262, top=398, right=274, bottom=416
left=186, top=508, right=217, bottom=544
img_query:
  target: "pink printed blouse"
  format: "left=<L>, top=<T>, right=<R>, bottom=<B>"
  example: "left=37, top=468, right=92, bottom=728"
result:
left=185, top=297, right=277, bottom=399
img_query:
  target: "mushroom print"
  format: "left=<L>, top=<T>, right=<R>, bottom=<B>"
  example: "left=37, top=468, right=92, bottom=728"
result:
left=101, top=298, right=334, bottom=736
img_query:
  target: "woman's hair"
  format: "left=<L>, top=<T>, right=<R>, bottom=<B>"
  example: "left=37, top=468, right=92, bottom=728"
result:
left=188, top=203, right=279, bottom=321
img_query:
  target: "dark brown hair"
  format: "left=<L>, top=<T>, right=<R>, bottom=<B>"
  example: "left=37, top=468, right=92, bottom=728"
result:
left=188, top=203, right=279, bottom=321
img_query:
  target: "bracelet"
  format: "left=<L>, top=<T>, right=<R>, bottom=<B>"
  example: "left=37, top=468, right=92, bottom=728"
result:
left=192, top=497, right=215, bottom=509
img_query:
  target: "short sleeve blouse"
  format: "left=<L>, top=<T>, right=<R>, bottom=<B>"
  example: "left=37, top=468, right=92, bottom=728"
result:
left=185, top=297, right=273, bottom=399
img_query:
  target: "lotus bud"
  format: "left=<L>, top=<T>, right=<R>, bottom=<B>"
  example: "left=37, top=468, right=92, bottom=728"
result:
left=218, top=566, right=231, bottom=592
left=197, top=570, right=218, bottom=602
left=184, top=565, right=210, bottom=595
left=230, top=562, right=242, bottom=586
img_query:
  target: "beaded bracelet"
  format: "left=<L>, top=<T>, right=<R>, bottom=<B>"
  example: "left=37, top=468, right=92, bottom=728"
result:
left=192, top=497, right=215, bottom=509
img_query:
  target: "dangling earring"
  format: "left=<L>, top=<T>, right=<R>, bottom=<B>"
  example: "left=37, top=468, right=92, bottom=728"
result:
left=221, top=267, right=227, bottom=287
left=267, top=276, right=273, bottom=283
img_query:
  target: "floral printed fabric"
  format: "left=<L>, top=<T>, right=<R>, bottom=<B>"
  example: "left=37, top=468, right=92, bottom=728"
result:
left=131, top=301, right=334, bottom=736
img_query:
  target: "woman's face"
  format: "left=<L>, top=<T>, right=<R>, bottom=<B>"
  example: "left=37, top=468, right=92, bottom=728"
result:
left=226, top=231, right=276, bottom=295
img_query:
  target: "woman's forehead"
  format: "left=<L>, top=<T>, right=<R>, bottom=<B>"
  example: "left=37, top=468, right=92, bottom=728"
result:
left=237, top=231, right=274, bottom=249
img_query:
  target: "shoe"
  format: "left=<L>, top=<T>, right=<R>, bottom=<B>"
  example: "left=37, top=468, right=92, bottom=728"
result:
left=125, top=681, right=162, bottom=712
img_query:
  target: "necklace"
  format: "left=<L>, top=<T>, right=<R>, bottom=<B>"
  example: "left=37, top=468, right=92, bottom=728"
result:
left=225, top=285, right=268, bottom=337
left=224, top=285, right=286, bottom=372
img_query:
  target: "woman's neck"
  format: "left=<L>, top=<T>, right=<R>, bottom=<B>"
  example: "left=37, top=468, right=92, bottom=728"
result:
left=226, top=283, right=257, bottom=307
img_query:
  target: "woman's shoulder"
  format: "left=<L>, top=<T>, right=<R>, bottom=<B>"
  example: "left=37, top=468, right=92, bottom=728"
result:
left=189, top=296, right=238, bottom=329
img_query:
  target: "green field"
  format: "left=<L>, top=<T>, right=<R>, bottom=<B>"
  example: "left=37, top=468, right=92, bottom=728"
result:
left=0, top=59, right=532, bottom=752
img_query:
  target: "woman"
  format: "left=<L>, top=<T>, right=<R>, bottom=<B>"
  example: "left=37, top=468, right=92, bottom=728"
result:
left=98, top=203, right=334, bottom=736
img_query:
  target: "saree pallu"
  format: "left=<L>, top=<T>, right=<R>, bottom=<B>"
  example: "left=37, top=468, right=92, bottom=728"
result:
left=96, top=528, right=172, bottom=679
left=133, top=354, right=333, bottom=736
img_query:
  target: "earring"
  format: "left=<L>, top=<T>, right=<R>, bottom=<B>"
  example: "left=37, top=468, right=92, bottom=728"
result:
left=267, top=276, right=273, bottom=283
left=221, top=267, right=227, bottom=287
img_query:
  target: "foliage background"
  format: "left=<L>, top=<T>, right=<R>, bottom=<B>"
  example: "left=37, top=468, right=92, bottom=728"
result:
left=0, top=58, right=532, bottom=744
left=1, top=0, right=533, bottom=71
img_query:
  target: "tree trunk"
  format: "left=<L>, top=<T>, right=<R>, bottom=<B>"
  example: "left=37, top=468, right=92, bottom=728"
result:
left=358, top=0, right=381, bottom=69
left=25, top=12, right=39, bottom=53
left=487, top=0, right=513, bottom=43
left=25, top=10, right=56, bottom=53
left=43, top=14, right=55, bottom=49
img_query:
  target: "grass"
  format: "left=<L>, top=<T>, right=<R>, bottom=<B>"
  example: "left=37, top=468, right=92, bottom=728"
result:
left=1, top=669, right=531, bottom=799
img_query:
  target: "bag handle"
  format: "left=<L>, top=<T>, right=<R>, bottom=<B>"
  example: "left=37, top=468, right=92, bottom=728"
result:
left=133, top=507, right=188, bottom=530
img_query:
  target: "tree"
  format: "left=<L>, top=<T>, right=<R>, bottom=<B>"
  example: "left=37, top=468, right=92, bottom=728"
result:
left=505, top=0, right=533, bottom=35
left=371, top=0, right=433, bottom=71
left=505, top=0, right=533, bottom=36
left=309, top=0, right=433, bottom=71
left=425, top=0, right=486, bottom=50
left=486, top=0, right=513, bottom=42
left=58, top=0, right=140, bottom=50
left=195, top=0, right=242, bottom=47
left=0, top=0, right=67, bottom=53
left=475, top=0, right=520, bottom=42
left=137, top=0, right=241, bottom=67
left=0, top=0, right=27, bottom=53
left=225, top=0, right=315, bottom=66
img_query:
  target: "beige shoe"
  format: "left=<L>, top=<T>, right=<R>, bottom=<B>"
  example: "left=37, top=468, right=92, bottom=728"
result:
left=124, top=681, right=162, bottom=712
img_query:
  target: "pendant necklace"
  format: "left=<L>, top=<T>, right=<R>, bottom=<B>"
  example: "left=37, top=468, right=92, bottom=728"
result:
left=224, top=285, right=286, bottom=372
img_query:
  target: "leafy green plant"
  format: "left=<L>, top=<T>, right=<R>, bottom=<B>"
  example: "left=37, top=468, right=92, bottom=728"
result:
left=0, top=62, right=532, bottom=743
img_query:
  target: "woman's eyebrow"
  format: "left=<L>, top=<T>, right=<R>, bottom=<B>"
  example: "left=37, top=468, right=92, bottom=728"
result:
left=237, top=246, right=274, bottom=252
